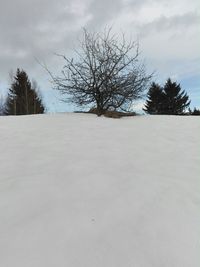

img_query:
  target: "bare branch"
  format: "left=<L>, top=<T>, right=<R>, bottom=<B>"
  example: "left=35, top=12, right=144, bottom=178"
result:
left=45, top=28, right=152, bottom=115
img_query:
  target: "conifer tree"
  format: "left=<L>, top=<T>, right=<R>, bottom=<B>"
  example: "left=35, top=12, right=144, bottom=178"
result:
left=189, top=107, right=200, bottom=115
left=0, top=95, right=6, bottom=115
left=144, top=79, right=191, bottom=115
left=5, top=69, right=45, bottom=115
left=162, top=78, right=190, bottom=115
left=143, top=82, right=164, bottom=114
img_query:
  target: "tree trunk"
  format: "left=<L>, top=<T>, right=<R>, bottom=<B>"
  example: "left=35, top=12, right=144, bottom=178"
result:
left=25, top=85, right=29, bottom=114
left=14, top=99, right=16, bottom=115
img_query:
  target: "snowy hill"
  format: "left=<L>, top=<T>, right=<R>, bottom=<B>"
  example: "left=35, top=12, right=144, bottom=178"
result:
left=0, top=113, right=199, bottom=267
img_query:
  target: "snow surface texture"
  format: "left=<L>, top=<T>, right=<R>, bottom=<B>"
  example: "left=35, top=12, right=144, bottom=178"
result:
left=0, top=114, right=199, bottom=267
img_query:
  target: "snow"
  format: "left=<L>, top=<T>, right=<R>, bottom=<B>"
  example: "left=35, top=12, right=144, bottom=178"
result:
left=0, top=113, right=199, bottom=267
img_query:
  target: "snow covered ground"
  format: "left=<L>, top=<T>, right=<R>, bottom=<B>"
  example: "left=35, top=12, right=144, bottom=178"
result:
left=0, top=113, right=199, bottom=267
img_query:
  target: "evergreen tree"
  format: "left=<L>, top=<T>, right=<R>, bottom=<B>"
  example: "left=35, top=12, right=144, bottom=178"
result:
left=144, top=79, right=191, bottom=115
left=0, top=95, right=6, bottom=115
left=143, top=82, right=164, bottom=114
left=189, top=107, right=200, bottom=115
left=162, top=78, right=190, bottom=115
left=5, top=69, right=45, bottom=115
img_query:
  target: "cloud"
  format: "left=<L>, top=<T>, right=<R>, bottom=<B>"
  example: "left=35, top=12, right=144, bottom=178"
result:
left=137, top=12, right=199, bottom=37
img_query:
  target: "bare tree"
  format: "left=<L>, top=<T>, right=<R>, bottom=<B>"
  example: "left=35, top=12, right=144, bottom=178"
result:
left=49, top=29, right=152, bottom=116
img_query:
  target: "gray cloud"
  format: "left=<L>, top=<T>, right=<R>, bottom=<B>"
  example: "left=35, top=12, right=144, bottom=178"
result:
left=138, top=12, right=200, bottom=37
left=0, top=1, right=88, bottom=74
left=86, top=0, right=123, bottom=28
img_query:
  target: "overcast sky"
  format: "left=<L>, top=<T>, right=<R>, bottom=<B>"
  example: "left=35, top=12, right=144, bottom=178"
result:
left=0, top=0, right=199, bottom=112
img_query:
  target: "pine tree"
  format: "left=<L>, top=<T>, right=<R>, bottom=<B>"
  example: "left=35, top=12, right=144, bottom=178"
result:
left=5, top=69, right=45, bottom=115
left=0, top=95, right=6, bottom=115
left=144, top=79, right=191, bottom=115
left=143, top=82, right=164, bottom=114
left=162, top=78, right=190, bottom=115
left=189, top=107, right=200, bottom=115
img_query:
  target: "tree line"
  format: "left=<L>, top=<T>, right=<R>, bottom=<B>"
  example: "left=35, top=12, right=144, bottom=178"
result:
left=144, top=79, right=200, bottom=115
left=0, top=29, right=199, bottom=116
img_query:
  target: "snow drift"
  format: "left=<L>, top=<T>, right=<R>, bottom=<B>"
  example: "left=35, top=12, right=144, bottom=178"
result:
left=0, top=114, right=199, bottom=267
